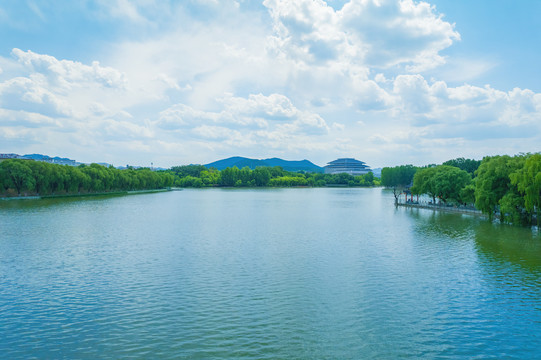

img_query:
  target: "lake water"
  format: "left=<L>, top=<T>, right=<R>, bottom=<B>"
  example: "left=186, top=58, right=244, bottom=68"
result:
left=1, top=188, right=541, bottom=359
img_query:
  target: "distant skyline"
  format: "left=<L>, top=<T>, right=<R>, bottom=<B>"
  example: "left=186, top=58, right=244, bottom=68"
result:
left=1, top=0, right=540, bottom=168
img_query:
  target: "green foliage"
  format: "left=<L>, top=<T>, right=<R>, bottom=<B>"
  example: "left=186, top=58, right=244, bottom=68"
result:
left=412, top=165, right=471, bottom=204
left=499, top=192, right=529, bottom=226
left=411, top=167, right=438, bottom=202
left=4, top=152, right=538, bottom=229
left=0, top=159, right=35, bottom=195
left=460, top=184, right=476, bottom=205
left=510, top=153, right=541, bottom=226
left=200, top=169, right=220, bottom=186
left=170, top=165, right=207, bottom=178
left=0, top=160, right=173, bottom=197
left=165, top=164, right=379, bottom=189
left=381, top=165, right=417, bottom=188
left=253, top=167, right=271, bottom=186
left=381, top=165, right=417, bottom=203
left=474, top=155, right=524, bottom=222
left=269, top=176, right=308, bottom=187
left=442, top=157, right=481, bottom=176
left=220, top=166, right=240, bottom=186
left=179, top=176, right=203, bottom=188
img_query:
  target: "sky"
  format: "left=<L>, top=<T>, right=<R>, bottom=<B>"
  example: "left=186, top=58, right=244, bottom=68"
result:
left=0, top=0, right=540, bottom=168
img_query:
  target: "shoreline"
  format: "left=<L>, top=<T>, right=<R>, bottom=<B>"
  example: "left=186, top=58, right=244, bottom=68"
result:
left=0, top=188, right=177, bottom=201
left=397, top=202, right=486, bottom=217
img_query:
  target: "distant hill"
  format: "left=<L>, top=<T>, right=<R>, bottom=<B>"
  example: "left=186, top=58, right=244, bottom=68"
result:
left=205, top=156, right=323, bottom=173
left=22, top=154, right=73, bottom=162
left=371, top=168, right=382, bottom=178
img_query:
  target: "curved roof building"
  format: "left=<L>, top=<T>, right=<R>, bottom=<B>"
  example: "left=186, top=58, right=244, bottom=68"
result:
left=324, top=158, right=371, bottom=175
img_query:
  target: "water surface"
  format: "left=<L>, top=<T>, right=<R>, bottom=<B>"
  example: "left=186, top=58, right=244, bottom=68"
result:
left=1, top=188, right=540, bottom=358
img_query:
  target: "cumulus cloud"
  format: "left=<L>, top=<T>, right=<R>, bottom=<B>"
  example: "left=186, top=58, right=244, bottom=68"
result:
left=223, top=93, right=298, bottom=120
left=12, top=49, right=126, bottom=90
left=0, top=108, right=59, bottom=128
left=156, top=93, right=330, bottom=136
left=0, top=76, right=72, bottom=117
left=1, top=1, right=540, bottom=167
left=388, top=73, right=541, bottom=144
left=264, top=0, right=459, bottom=72
left=264, top=0, right=352, bottom=65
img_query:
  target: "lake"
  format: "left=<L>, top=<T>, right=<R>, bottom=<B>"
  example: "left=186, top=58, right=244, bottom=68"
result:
left=1, top=188, right=540, bottom=359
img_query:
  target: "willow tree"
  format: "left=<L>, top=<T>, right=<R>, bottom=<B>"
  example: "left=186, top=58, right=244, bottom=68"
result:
left=511, top=153, right=541, bottom=227
left=411, top=165, right=471, bottom=204
left=475, top=155, right=524, bottom=222
left=0, top=159, right=35, bottom=195
left=381, top=165, right=417, bottom=204
left=411, top=166, right=438, bottom=204
left=442, top=157, right=481, bottom=176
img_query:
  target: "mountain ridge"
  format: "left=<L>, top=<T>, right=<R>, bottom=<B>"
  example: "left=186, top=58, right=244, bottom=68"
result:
left=205, top=156, right=324, bottom=172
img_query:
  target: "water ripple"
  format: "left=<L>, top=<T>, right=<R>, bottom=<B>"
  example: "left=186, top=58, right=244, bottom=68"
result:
left=1, top=189, right=541, bottom=358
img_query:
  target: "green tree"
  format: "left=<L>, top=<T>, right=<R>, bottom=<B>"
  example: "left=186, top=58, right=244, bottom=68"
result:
left=363, top=171, right=375, bottom=186
left=239, top=166, right=252, bottom=186
left=170, top=165, right=207, bottom=178
left=27, top=161, right=52, bottom=195
left=253, top=167, right=271, bottom=186
left=460, top=184, right=476, bottom=205
left=511, top=153, right=541, bottom=227
left=433, top=165, right=471, bottom=204
left=0, top=159, right=35, bottom=195
left=443, top=157, right=481, bottom=176
left=499, top=191, right=529, bottom=226
left=411, top=167, right=438, bottom=203
left=180, top=176, right=203, bottom=187
left=269, top=166, right=284, bottom=178
left=200, top=169, right=220, bottom=186
left=220, top=167, right=240, bottom=186
left=381, top=165, right=417, bottom=204
left=475, top=155, right=524, bottom=222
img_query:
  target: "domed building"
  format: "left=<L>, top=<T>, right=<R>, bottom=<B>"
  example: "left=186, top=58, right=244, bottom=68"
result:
left=324, top=158, right=371, bottom=175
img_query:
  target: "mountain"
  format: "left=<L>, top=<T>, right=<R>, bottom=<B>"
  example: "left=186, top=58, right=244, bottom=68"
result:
left=21, top=154, right=71, bottom=161
left=205, top=156, right=323, bottom=173
left=371, top=168, right=382, bottom=178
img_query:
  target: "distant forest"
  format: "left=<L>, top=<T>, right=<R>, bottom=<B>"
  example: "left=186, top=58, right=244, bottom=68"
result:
left=0, top=159, right=378, bottom=198
left=381, top=154, right=541, bottom=227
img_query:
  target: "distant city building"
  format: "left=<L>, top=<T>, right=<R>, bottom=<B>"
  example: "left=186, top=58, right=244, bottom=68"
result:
left=0, top=153, right=21, bottom=159
left=324, top=158, right=371, bottom=175
left=20, top=154, right=79, bottom=166
left=0, top=153, right=80, bottom=166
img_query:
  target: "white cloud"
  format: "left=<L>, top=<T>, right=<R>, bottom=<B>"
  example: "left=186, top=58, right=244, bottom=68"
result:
left=0, top=76, right=72, bottom=117
left=223, top=93, right=298, bottom=119
left=264, top=0, right=459, bottom=72
left=342, top=0, right=459, bottom=71
left=156, top=93, right=330, bottom=136
left=1, top=1, right=541, bottom=167
left=388, top=74, right=541, bottom=144
left=0, top=108, right=59, bottom=128
left=12, top=49, right=126, bottom=90
left=192, top=125, right=243, bottom=141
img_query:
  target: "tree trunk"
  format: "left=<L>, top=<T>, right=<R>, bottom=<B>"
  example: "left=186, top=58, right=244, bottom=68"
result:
left=393, top=187, right=399, bottom=205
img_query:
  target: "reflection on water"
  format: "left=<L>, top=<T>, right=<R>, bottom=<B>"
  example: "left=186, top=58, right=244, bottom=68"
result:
left=1, top=188, right=541, bottom=359
left=474, top=222, right=541, bottom=270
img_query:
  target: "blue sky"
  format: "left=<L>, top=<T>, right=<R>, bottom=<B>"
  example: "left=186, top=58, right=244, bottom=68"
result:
left=0, top=0, right=540, bottom=168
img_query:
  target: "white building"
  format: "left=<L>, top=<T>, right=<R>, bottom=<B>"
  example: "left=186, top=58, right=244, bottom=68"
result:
left=324, top=158, right=371, bottom=175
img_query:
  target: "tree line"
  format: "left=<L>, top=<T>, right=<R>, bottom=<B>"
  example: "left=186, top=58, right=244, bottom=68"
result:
left=381, top=155, right=541, bottom=227
left=169, top=164, right=378, bottom=188
left=0, top=160, right=175, bottom=197
left=0, top=159, right=379, bottom=197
